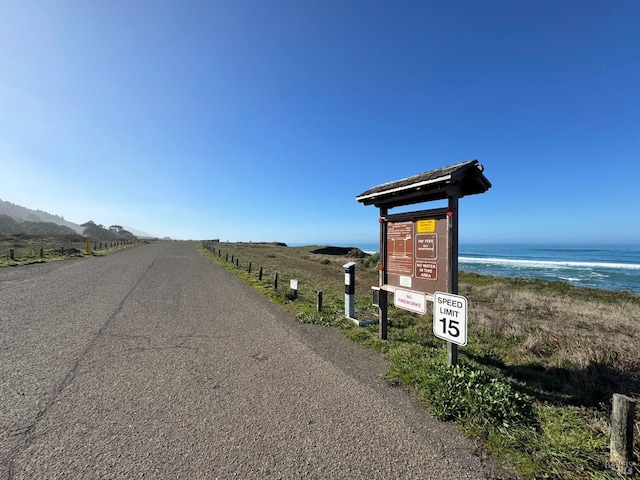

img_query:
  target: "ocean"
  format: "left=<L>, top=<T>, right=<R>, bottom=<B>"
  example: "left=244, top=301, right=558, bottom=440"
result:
left=336, top=242, right=640, bottom=294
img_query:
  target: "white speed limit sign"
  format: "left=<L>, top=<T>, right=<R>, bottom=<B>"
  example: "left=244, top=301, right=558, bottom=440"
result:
left=433, top=291, right=468, bottom=346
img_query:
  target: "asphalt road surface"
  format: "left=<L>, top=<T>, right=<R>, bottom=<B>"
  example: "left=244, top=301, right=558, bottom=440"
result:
left=1, top=241, right=503, bottom=479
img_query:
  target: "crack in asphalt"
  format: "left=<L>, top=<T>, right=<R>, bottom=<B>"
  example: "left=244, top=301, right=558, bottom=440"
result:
left=5, top=257, right=159, bottom=479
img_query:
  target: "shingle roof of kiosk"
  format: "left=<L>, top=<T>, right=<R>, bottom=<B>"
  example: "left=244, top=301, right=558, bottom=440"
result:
left=355, top=159, right=491, bottom=209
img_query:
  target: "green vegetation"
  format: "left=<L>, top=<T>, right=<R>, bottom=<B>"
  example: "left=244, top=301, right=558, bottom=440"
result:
left=200, top=242, right=639, bottom=479
left=0, top=233, right=148, bottom=267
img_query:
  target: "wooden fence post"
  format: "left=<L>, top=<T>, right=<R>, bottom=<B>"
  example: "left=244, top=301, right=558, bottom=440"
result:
left=610, top=393, right=636, bottom=475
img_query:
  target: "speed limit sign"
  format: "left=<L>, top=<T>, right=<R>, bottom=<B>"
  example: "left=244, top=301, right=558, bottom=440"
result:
left=433, top=292, right=468, bottom=346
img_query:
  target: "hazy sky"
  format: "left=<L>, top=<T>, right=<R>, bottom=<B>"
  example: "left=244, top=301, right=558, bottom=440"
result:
left=1, top=0, right=638, bottom=243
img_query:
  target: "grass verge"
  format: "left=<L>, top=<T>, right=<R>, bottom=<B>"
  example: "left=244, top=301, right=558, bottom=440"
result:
left=0, top=235, right=153, bottom=267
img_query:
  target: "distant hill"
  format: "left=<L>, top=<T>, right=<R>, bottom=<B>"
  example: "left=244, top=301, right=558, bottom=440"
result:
left=0, top=199, right=142, bottom=238
left=0, top=199, right=84, bottom=234
left=0, top=214, right=23, bottom=233
left=124, top=226, right=155, bottom=238
left=0, top=214, right=78, bottom=235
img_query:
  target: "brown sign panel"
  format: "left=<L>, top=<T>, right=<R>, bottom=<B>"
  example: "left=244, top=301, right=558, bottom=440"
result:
left=387, top=221, right=414, bottom=276
left=385, top=209, right=449, bottom=295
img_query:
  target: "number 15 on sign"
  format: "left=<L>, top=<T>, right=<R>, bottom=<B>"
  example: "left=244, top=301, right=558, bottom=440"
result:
left=433, top=292, right=468, bottom=346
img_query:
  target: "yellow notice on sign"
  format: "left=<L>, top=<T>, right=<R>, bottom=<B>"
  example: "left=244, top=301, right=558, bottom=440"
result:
left=417, top=219, right=436, bottom=233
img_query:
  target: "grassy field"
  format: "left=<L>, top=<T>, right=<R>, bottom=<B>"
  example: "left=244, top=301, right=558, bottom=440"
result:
left=0, top=233, right=144, bottom=266
left=200, top=241, right=639, bottom=479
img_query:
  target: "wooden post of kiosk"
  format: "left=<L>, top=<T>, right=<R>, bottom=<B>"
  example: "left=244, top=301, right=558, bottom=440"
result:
left=379, top=207, right=389, bottom=340
left=447, top=194, right=459, bottom=366
left=356, top=160, right=491, bottom=365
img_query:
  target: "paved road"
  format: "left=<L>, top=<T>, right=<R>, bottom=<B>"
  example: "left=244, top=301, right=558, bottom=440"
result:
left=1, top=242, right=501, bottom=479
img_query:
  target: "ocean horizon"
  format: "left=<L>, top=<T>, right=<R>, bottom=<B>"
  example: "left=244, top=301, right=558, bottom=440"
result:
left=298, top=242, right=640, bottom=294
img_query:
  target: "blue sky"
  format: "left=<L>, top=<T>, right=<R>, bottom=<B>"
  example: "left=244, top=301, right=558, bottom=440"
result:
left=1, top=0, right=638, bottom=244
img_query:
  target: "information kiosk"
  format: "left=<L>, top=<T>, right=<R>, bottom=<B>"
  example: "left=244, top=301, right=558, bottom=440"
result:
left=356, top=159, right=491, bottom=365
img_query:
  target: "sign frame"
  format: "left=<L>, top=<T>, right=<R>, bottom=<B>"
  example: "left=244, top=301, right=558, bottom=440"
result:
left=384, top=207, right=450, bottom=299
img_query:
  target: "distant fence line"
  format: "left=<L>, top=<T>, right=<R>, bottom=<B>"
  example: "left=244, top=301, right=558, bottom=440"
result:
left=201, top=240, right=282, bottom=286
left=4, top=238, right=138, bottom=262
left=201, top=241, right=323, bottom=310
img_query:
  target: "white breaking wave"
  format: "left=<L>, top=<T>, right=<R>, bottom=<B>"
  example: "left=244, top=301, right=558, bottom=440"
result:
left=459, top=256, right=640, bottom=271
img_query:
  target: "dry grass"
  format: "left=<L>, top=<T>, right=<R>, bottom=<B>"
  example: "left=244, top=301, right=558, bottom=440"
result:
left=460, top=269, right=640, bottom=476
left=468, top=281, right=640, bottom=371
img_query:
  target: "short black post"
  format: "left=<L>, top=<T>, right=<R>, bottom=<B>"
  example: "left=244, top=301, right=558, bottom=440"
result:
left=248, top=262, right=252, bottom=273
left=236, top=258, right=239, bottom=267
left=259, top=267, right=263, bottom=281
left=343, top=262, right=356, bottom=319
left=317, top=291, right=323, bottom=312
left=225, top=253, right=229, bottom=262
left=9, top=249, right=14, bottom=260
left=274, top=272, right=278, bottom=289
left=40, top=248, right=44, bottom=258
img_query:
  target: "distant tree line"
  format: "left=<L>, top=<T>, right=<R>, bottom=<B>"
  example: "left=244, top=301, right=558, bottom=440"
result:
left=80, top=221, right=136, bottom=239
